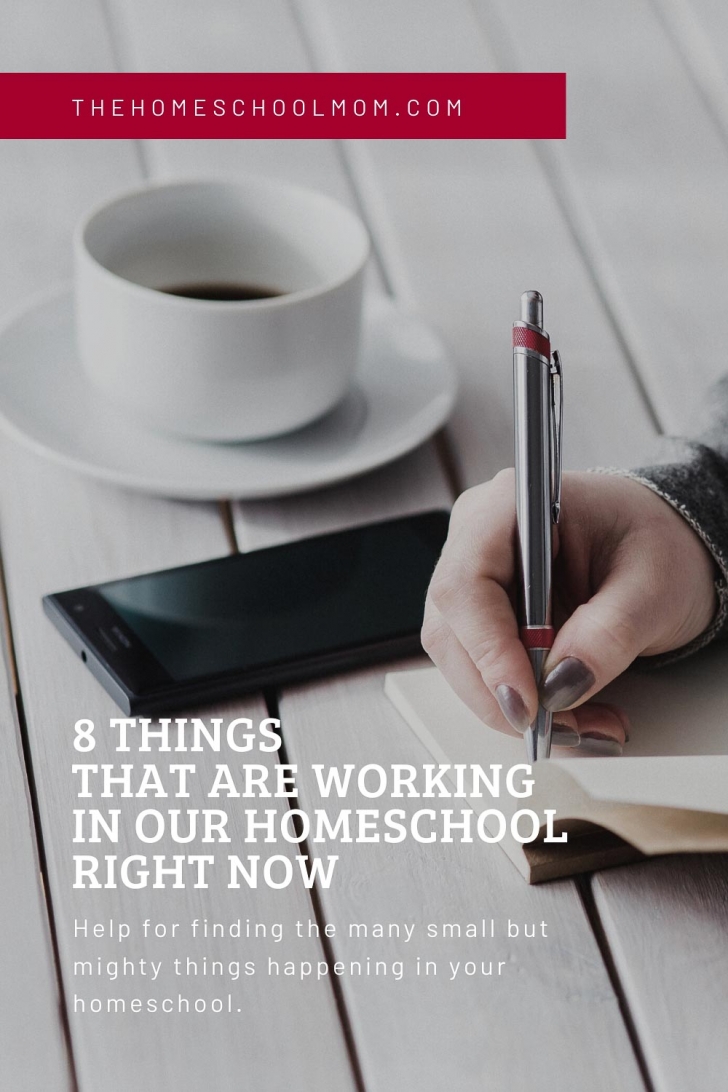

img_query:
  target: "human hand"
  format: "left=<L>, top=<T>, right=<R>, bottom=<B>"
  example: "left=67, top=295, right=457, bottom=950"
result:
left=422, top=471, right=717, bottom=754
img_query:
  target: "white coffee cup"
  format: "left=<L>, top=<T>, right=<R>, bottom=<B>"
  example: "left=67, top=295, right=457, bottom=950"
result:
left=74, top=177, right=370, bottom=441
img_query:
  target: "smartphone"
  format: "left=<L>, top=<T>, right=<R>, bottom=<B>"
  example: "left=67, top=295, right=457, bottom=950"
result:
left=43, top=510, right=450, bottom=714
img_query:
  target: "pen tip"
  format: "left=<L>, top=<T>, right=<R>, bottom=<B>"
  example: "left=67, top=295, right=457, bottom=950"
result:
left=520, top=290, right=543, bottom=328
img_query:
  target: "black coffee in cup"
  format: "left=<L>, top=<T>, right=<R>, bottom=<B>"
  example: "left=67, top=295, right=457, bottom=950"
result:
left=76, top=177, right=369, bottom=440
left=160, top=281, right=284, bottom=302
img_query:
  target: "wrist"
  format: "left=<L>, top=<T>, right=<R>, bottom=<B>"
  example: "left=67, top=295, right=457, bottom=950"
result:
left=595, top=466, right=728, bottom=665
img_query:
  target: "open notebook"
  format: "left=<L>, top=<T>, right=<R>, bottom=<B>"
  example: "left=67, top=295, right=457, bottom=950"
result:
left=385, top=643, right=728, bottom=882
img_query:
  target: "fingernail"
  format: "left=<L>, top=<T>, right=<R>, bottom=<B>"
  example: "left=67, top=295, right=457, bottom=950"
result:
left=577, top=734, right=623, bottom=757
left=551, top=723, right=580, bottom=749
left=609, top=707, right=631, bottom=742
left=540, top=657, right=596, bottom=711
left=495, top=685, right=531, bottom=733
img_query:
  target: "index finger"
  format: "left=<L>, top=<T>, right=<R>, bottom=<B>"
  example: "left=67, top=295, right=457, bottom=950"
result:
left=428, top=473, right=539, bottom=727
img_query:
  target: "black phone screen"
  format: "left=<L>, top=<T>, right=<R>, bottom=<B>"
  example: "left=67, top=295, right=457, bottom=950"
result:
left=82, top=511, right=449, bottom=684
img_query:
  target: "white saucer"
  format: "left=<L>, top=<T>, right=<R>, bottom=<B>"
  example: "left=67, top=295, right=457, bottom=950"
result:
left=0, top=288, right=457, bottom=500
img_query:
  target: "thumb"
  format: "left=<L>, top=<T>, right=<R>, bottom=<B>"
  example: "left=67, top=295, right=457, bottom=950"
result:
left=539, top=576, right=650, bottom=712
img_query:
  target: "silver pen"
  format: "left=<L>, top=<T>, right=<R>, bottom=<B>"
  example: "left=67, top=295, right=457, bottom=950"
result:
left=512, top=290, right=563, bottom=762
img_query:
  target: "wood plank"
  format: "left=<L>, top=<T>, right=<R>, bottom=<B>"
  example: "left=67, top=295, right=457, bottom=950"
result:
left=281, top=667, right=646, bottom=1092
left=593, top=857, right=728, bottom=1092
left=650, top=0, right=728, bottom=155
left=108, top=0, right=362, bottom=203
left=0, top=449, right=354, bottom=1091
left=469, top=0, right=728, bottom=433
left=0, top=3, right=141, bottom=1087
left=117, top=0, right=646, bottom=1087
left=297, top=0, right=659, bottom=487
left=0, top=2, right=354, bottom=1088
left=0, top=602, right=70, bottom=1088
left=583, top=8, right=728, bottom=1081
left=457, top=7, right=728, bottom=1089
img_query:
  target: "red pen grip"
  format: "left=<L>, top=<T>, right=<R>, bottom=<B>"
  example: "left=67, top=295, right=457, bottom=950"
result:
left=520, top=626, right=555, bottom=650
left=512, top=326, right=551, bottom=359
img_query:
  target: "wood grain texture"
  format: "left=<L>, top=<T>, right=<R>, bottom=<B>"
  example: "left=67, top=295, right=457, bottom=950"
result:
left=0, top=612, right=70, bottom=1090
left=457, top=7, right=728, bottom=1089
left=107, top=0, right=364, bottom=204
left=0, top=381, right=354, bottom=1089
left=650, top=0, right=728, bottom=191
left=280, top=667, right=645, bottom=1092
left=0, top=4, right=142, bottom=1088
left=471, top=0, right=728, bottom=434
left=0, top=421, right=357, bottom=1087
left=0, top=447, right=353, bottom=1092
left=297, top=0, right=659, bottom=487
left=650, top=0, right=728, bottom=152
left=234, top=443, right=450, bottom=551
left=298, top=11, right=728, bottom=1090
left=113, top=0, right=647, bottom=1088
left=0, top=2, right=354, bottom=1088
left=593, top=857, right=728, bottom=1092
left=6, top=2, right=718, bottom=1090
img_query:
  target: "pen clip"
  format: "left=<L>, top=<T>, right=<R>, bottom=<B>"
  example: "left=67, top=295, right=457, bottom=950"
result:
left=550, top=350, right=563, bottom=524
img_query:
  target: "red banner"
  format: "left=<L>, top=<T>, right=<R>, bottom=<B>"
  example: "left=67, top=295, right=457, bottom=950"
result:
left=1, top=72, right=565, bottom=139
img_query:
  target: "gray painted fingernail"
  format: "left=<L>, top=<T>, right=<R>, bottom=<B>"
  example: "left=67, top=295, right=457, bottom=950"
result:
left=577, top=735, right=623, bottom=757
left=551, top=723, right=580, bottom=748
left=540, top=657, right=596, bottom=711
left=495, top=685, right=531, bottom=733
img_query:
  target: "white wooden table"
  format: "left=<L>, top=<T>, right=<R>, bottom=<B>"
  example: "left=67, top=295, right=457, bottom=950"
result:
left=2, top=2, right=727, bottom=1089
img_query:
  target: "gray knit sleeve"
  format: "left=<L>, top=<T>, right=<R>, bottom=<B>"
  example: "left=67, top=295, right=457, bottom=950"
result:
left=605, top=376, right=728, bottom=665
